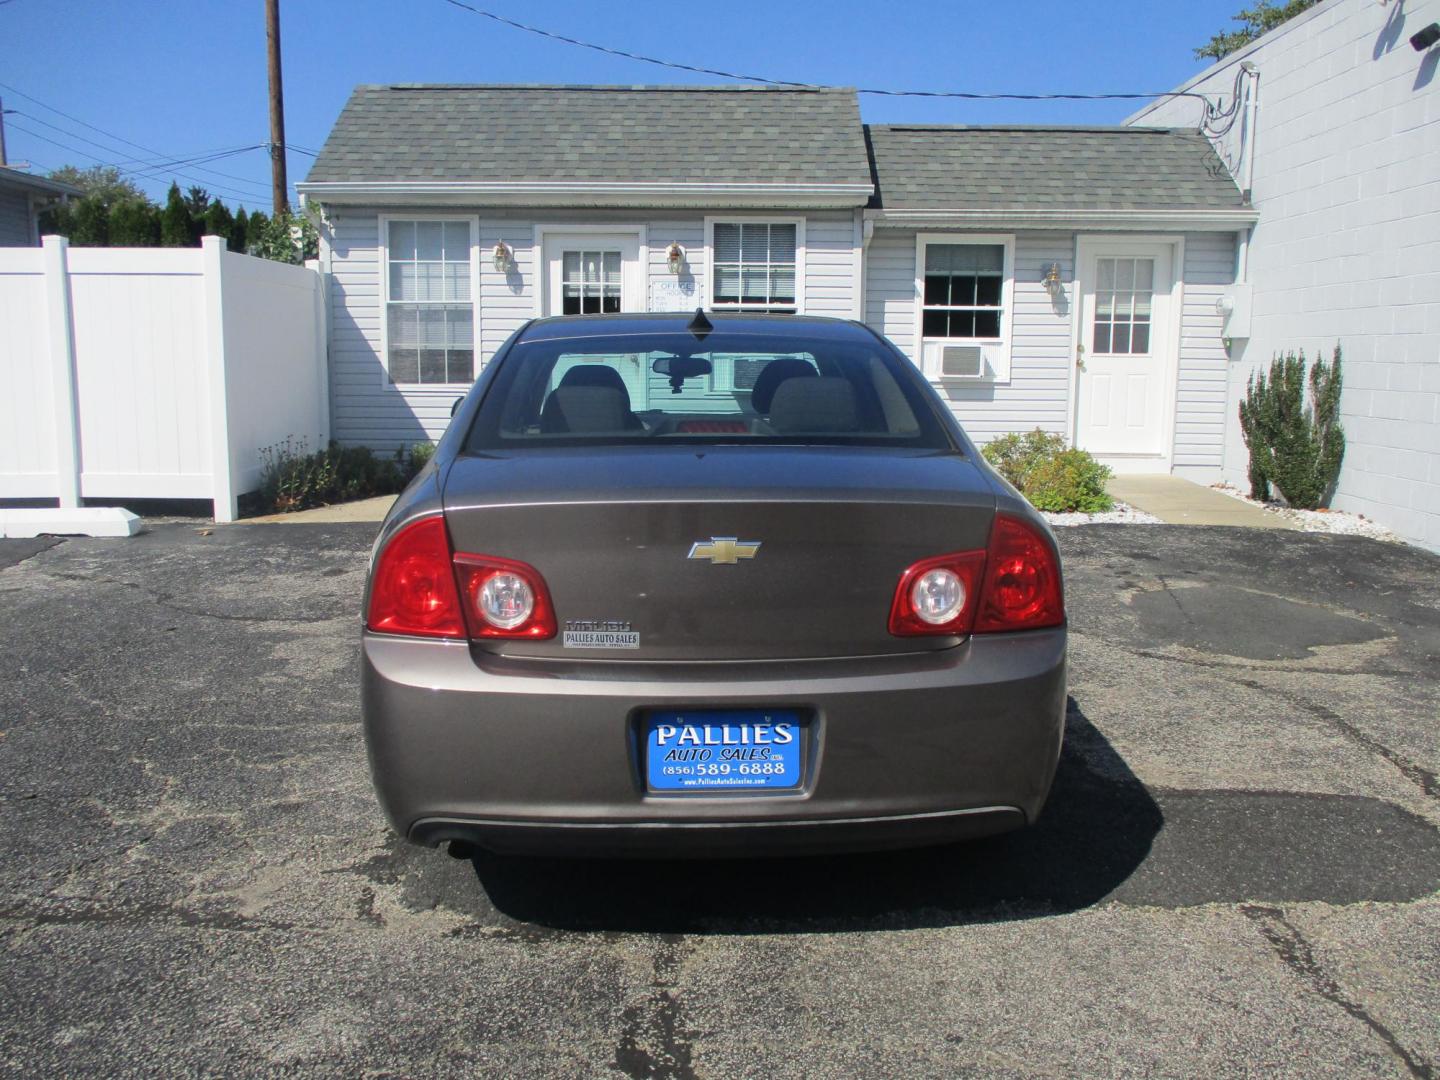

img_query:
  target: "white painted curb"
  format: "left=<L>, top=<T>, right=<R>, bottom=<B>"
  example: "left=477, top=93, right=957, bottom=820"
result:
left=0, top=508, right=142, bottom=538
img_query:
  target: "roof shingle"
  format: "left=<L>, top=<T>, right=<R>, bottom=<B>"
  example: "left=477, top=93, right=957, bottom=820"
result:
left=865, top=125, right=1247, bottom=212
left=306, top=84, right=872, bottom=188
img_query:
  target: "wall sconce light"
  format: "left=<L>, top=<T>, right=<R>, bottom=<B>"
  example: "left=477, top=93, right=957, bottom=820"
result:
left=1042, top=263, right=1062, bottom=296
left=665, top=241, right=686, bottom=274
left=492, top=240, right=513, bottom=272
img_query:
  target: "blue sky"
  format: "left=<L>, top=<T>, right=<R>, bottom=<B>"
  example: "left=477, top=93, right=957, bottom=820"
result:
left=0, top=0, right=1243, bottom=210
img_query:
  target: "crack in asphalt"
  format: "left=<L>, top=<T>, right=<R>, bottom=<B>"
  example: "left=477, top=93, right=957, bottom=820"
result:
left=35, top=569, right=342, bottom=625
left=0, top=900, right=301, bottom=934
left=1241, top=905, right=1435, bottom=1080
left=612, top=936, right=699, bottom=1080
left=1100, top=642, right=1439, bottom=804
left=0, top=537, right=62, bottom=572
left=1230, top=677, right=1440, bottom=803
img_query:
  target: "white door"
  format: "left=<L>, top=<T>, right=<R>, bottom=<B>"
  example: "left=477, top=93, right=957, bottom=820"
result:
left=1075, top=241, right=1177, bottom=462
left=541, top=232, right=643, bottom=317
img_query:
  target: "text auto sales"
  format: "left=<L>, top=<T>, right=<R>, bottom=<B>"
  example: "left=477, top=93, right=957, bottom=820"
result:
left=656, top=722, right=796, bottom=762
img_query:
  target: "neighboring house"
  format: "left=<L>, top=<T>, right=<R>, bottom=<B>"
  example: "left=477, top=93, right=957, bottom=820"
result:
left=0, top=167, right=80, bottom=247
left=298, top=84, right=1255, bottom=480
left=1130, top=0, right=1440, bottom=550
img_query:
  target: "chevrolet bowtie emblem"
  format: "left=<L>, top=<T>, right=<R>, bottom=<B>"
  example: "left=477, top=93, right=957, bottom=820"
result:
left=687, top=537, right=761, bottom=565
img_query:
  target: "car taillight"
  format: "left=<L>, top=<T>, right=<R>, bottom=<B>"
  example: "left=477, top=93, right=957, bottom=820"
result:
left=888, top=550, right=988, bottom=636
left=889, top=513, right=1064, bottom=637
left=366, top=516, right=466, bottom=639
left=974, top=513, right=1065, bottom=633
left=453, top=554, right=557, bottom=639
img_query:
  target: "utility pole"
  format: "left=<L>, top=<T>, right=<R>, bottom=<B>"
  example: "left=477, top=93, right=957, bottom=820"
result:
left=0, top=97, right=8, bottom=167
left=266, top=0, right=289, bottom=214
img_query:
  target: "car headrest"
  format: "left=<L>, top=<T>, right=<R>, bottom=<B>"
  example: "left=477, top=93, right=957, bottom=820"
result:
left=767, top=377, right=860, bottom=434
left=540, top=385, right=632, bottom=434
left=749, top=358, right=818, bottom=413
left=559, top=364, right=631, bottom=403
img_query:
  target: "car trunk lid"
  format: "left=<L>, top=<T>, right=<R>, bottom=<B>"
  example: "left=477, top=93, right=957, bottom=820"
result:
left=442, top=446, right=996, bottom=660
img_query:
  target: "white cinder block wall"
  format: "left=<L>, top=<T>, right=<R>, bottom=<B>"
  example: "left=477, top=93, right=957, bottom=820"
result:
left=1131, top=0, right=1440, bottom=550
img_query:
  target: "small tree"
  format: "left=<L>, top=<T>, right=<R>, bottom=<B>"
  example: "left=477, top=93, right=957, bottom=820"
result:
left=1238, top=345, right=1345, bottom=509
left=1195, top=0, right=1320, bottom=60
left=160, top=183, right=193, bottom=247
left=250, top=208, right=318, bottom=264
left=108, top=199, right=162, bottom=245
left=229, top=208, right=250, bottom=254
left=202, top=199, right=234, bottom=242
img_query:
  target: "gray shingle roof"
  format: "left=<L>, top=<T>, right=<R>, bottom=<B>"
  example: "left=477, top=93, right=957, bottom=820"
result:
left=865, top=125, right=1246, bottom=212
left=305, top=84, right=871, bottom=188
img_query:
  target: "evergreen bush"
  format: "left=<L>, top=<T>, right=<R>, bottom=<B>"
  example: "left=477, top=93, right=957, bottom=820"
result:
left=1237, top=345, right=1345, bottom=509
left=982, top=428, right=1114, bottom=513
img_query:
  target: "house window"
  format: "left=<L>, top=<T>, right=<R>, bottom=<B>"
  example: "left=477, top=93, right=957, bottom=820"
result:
left=921, top=243, right=1005, bottom=339
left=711, top=222, right=797, bottom=313
left=1093, top=257, right=1154, bottom=355
left=562, top=250, right=622, bottom=315
left=385, top=219, right=474, bottom=385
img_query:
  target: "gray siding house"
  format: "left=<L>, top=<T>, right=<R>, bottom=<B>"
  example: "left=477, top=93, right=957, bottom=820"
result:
left=0, top=167, right=80, bottom=247
left=299, top=84, right=1256, bottom=480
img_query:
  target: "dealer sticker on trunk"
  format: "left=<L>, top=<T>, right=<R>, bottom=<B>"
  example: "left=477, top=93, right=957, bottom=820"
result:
left=562, top=619, right=639, bottom=649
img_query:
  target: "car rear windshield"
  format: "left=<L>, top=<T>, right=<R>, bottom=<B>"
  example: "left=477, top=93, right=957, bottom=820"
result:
left=466, top=330, right=954, bottom=450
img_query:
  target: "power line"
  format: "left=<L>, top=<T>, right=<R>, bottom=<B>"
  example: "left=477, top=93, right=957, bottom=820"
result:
left=5, top=122, right=271, bottom=201
left=435, top=0, right=1216, bottom=111
left=0, top=80, right=276, bottom=198
left=9, top=111, right=272, bottom=194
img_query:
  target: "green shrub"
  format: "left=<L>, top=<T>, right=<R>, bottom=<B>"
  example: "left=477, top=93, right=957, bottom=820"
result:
left=403, top=441, right=436, bottom=481
left=1238, top=345, right=1345, bottom=509
left=257, top=438, right=405, bottom=514
left=982, top=428, right=1114, bottom=513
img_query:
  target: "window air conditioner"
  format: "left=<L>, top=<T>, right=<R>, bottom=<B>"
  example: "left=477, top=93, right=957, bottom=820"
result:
left=940, top=345, right=986, bottom=380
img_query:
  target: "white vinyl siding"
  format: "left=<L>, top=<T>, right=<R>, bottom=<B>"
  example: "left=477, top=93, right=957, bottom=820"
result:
left=867, top=230, right=1070, bottom=443
left=1173, top=231, right=1235, bottom=477
left=0, top=188, right=36, bottom=247
left=326, top=209, right=857, bottom=450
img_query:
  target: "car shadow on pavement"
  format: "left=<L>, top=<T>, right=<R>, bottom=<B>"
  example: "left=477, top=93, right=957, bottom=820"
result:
left=469, top=697, right=1164, bottom=933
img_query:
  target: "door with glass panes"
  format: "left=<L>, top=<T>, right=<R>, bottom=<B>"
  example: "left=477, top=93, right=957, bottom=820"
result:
left=542, top=232, right=643, bottom=317
left=1075, top=239, right=1177, bottom=460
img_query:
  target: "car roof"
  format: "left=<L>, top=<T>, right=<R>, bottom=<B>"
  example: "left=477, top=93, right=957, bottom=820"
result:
left=514, top=311, right=872, bottom=345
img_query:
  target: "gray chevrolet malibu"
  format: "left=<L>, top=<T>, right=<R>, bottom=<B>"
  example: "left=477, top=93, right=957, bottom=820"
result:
left=361, top=311, right=1066, bottom=857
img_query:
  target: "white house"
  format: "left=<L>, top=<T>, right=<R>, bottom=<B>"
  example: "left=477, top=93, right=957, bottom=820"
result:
left=298, top=84, right=1256, bottom=480
left=1130, top=0, right=1440, bottom=550
left=0, top=166, right=80, bottom=247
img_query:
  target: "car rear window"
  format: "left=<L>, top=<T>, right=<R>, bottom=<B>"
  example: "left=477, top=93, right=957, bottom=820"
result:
left=466, top=330, right=954, bottom=450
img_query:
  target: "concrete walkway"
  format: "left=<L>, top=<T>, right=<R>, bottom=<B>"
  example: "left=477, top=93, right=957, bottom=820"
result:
left=238, top=494, right=396, bottom=525
left=1108, top=475, right=1292, bottom=529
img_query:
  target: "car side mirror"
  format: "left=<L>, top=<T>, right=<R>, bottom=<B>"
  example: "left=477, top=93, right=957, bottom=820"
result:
left=451, top=396, right=464, bottom=418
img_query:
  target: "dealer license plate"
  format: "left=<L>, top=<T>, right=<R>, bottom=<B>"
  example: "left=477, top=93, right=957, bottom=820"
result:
left=644, top=710, right=804, bottom=792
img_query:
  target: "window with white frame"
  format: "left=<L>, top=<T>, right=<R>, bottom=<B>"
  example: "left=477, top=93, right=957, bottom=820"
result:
left=385, top=219, right=474, bottom=385
left=711, top=222, right=797, bottom=313
left=921, top=242, right=1005, bottom=340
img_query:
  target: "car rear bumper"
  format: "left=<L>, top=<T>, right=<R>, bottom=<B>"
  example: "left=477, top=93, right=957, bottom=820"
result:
left=361, top=629, right=1066, bottom=857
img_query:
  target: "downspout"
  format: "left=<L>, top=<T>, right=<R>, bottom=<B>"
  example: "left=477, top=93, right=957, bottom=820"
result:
left=855, top=212, right=875, bottom=322
left=1240, top=61, right=1260, bottom=205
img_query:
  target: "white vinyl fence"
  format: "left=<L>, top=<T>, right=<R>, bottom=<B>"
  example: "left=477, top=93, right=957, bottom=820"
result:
left=0, top=235, right=327, bottom=522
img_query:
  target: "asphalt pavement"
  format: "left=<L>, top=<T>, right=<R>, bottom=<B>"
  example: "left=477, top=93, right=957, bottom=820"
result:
left=1, top=522, right=1437, bottom=1078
